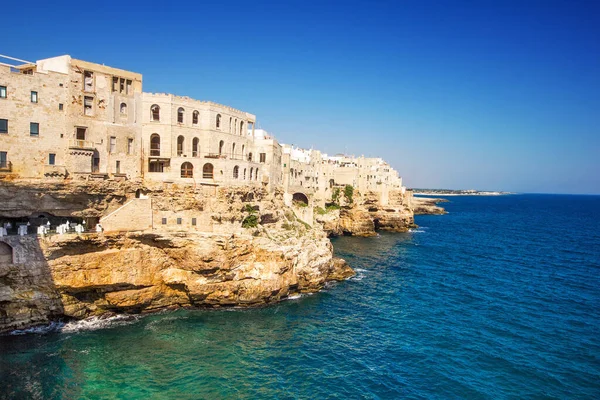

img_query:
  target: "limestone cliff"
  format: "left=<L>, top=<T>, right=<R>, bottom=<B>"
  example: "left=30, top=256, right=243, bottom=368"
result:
left=0, top=181, right=354, bottom=334
left=315, top=189, right=416, bottom=237
left=412, top=197, right=448, bottom=215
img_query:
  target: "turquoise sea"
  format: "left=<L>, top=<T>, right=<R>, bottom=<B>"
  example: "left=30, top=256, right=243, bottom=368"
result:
left=1, top=194, right=599, bottom=399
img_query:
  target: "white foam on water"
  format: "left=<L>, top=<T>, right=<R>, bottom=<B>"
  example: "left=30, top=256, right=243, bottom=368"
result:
left=9, top=321, right=65, bottom=335
left=60, top=314, right=140, bottom=333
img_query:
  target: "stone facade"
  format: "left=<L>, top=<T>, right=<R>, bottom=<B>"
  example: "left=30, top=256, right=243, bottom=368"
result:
left=1, top=54, right=406, bottom=208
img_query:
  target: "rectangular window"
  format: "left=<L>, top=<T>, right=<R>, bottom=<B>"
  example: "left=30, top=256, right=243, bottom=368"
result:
left=49, top=153, right=56, bottom=165
left=192, top=218, right=197, bottom=226
left=112, top=77, right=119, bottom=92
left=0, top=86, right=6, bottom=98
left=109, top=136, right=116, bottom=154
left=162, top=217, right=167, bottom=225
left=84, top=96, right=94, bottom=116
left=59, top=103, right=63, bottom=111
left=30, top=122, right=39, bottom=136
left=31, top=91, right=38, bottom=103
left=128, top=138, right=134, bottom=155
left=0, top=119, right=7, bottom=134
left=0, top=152, right=7, bottom=168
left=177, top=218, right=182, bottom=225
left=76, top=127, right=86, bottom=140
left=115, top=160, right=120, bottom=173
left=260, top=153, right=266, bottom=163
left=126, top=80, right=132, bottom=95
left=119, top=78, right=125, bottom=94
left=84, top=71, right=94, bottom=91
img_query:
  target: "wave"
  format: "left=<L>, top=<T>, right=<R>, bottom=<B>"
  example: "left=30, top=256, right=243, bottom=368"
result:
left=9, top=315, right=140, bottom=336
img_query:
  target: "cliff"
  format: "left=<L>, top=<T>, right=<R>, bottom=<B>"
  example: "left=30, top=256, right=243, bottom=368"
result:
left=315, top=190, right=416, bottom=237
left=0, top=181, right=354, bottom=334
left=412, top=197, right=448, bottom=215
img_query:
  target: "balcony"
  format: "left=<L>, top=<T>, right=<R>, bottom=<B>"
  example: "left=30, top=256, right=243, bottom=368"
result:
left=69, top=139, right=95, bottom=150
left=44, top=165, right=68, bottom=177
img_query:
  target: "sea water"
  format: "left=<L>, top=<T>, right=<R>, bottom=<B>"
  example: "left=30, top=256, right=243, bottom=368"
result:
left=1, top=194, right=599, bottom=399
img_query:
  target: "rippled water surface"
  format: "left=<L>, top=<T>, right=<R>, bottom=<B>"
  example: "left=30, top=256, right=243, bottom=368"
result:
left=1, top=194, right=600, bottom=399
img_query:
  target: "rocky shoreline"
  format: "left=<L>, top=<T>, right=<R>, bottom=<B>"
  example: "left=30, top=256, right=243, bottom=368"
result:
left=412, top=196, right=448, bottom=215
left=0, top=181, right=428, bottom=334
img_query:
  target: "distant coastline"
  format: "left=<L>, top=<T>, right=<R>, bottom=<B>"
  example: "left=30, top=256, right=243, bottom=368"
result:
left=412, top=189, right=514, bottom=196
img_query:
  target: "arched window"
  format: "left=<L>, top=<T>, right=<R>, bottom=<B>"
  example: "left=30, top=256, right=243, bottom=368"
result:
left=193, top=110, right=199, bottom=125
left=181, top=162, right=193, bottom=178
left=192, top=137, right=199, bottom=157
left=177, top=107, right=185, bottom=124
left=219, top=140, right=224, bottom=156
left=234, top=119, right=238, bottom=135
left=232, top=143, right=236, bottom=158
left=177, top=136, right=184, bottom=156
left=248, top=152, right=253, bottom=162
left=203, top=163, right=214, bottom=179
left=255, top=168, right=259, bottom=181
left=240, top=121, right=244, bottom=136
left=216, top=114, right=221, bottom=128
left=233, top=165, right=239, bottom=179
left=229, top=117, right=232, bottom=133
left=243, top=168, right=246, bottom=180
left=151, top=104, right=160, bottom=121
left=249, top=167, right=253, bottom=181
left=242, top=145, right=245, bottom=157
left=120, top=102, right=127, bottom=115
left=150, top=134, right=161, bottom=156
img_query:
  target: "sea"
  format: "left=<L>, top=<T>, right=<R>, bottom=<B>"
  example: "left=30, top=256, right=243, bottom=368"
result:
left=1, top=194, right=599, bottom=399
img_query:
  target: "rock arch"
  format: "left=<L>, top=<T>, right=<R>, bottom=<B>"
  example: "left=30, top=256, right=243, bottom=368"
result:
left=292, top=192, right=309, bottom=206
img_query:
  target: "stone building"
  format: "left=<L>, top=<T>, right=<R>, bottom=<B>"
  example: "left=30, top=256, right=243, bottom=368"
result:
left=0, top=55, right=142, bottom=180
left=1, top=53, right=407, bottom=212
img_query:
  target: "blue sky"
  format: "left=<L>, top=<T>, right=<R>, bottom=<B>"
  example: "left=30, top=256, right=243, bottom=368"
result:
left=3, top=0, right=599, bottom=193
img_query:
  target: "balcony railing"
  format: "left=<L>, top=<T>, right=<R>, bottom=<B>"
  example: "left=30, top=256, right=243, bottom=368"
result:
left=69, top=139, right=95, bottom=150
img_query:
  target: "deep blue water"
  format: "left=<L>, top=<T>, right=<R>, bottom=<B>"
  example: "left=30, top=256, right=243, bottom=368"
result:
left=1, top=194, right=599, bottom=399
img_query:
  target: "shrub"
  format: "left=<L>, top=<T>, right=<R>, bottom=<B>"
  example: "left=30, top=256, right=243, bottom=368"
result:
left=331, top=187, right=341, bottom=204
left=344, top=185, right=354, bottom=204
left=315, top=206, right=326, bottom=215
left=325, top=203, right=340, bottom=212
left=242, top=214, right=259, bottom=228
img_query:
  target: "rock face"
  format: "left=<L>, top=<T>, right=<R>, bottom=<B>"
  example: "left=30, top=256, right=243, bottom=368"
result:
left=0, top=182, right=355, bottom=334
left=412, top=197, right=448, bottom=215
left=316, top=190, right=416, bottom=237
left=0, top=231, right=353, bottom=333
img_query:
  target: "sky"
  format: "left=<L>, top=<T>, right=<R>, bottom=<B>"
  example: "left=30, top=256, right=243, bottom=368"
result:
left=2, top=0, right=599, bottom=194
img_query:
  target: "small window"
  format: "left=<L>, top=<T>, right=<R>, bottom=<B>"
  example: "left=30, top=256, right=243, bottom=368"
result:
left=216, top=114, right=221, bottom=129
left=192, top=218, right=197, bottom=226
left=177, top=108, right=184, bottom=124
left=0, top=152, right=7, bottom=168
left=162, top=217, right=167, bottom=225
left=48, top=153, right=55, bottom=165
left=177, top=218, right=182, bottom=225
left=109, top=136, right=116, bottom=153
left=151, top=104, right=160, bottom=121
left=84, top=71, right=94, bottom=91
left=119, top=78, right=125, bottom=93
left=59, top=103, right=63, bottom=111
left=84, top=96, right=94, bottom=116
left=0, top=86, right=6, bottom=98
left=30, top=122, right=39, bottom=136
left=192, top=110, right=199, bottom=125
left=31, top=91, right=38, bottom=103
left=116, top=160, right=121, bottom=174
left=127, top=138, right=134, bottom=155
left=126, top=80, right=132, bottom=95
left=0, top=119, right=7, bottom=134
left=76, top=127, right=86, bottom=140
left=233, top=165, right=239, bottom=179
left=260, top=153, right=266, bottom=163
left=112, top=77, right=119, bottom=92
left=120, top=102, right=127, bottom=115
